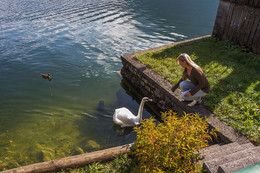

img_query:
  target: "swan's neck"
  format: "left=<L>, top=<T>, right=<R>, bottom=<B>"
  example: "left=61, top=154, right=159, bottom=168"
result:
left=137, top=99, right=146, bottom=120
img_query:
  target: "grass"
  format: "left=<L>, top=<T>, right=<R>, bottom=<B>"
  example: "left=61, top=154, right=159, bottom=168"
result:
left=59, top=154, right=137, bottom=173
left=135, top=36, right=260, bottom=144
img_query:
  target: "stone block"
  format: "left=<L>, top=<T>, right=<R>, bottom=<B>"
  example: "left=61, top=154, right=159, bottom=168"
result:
left=217, top=156, right=260, bottom=173
left=203, top=143, right=256, bottom=173
left=203, top=142, right=254, bottom=161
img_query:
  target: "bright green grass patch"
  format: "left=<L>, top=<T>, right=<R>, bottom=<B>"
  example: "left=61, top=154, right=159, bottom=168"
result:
left=136, top=37, right=260, bottom=144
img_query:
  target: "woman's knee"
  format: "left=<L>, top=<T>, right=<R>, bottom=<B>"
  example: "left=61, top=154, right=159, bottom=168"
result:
left=179, top=81, right=187, bottom=90
left=180, top=81, right=194, bottom=91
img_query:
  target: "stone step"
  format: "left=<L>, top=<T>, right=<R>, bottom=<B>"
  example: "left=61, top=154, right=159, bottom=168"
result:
left=203, top=145, right=259, bottom=173
left=202, top=143, right=226, bottom=153
left=217, top=155, right=260, bottom=173
left=201, top=142, right=239, bottom=156
left=203, top=142, right=255, bottom=161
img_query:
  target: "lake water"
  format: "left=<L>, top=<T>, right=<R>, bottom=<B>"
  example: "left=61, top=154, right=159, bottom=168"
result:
left=0, top=0, right=219, bottom=170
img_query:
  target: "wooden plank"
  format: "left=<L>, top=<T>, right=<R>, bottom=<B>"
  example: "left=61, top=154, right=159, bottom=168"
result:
left=213, top=1, right=231, bottom=37
left=239, top=7, right=250, bottom=45
left=254, top=0, right=258, bottom=5
left=240, top=8, right=251, bottom=45
left=231, top=6, right=243, bottom=43
left=243, top=9, right=256, bottom=45
left=258, top=41, right=260, bottom=54
left=228, top=6, right=238, bottom=42
left=223, top=3, right=236, bottom=40
left=212, top=1, right=224, bottom=36
left=234, top=0, right=249, bottom=5
left=239, top=6, right=250, bottom=46
left=254, top=0, right=259, bottom=7
left=247, top=8, right=260, bottom=47
left=244, top=0, right=251, bottom=5
left=236, top=7, right=248, bottom=45
left=252, top=36, right=260, bottom=53
left=226, top=4, right=241, bottom=41
left=248, top=0, right=254, bottom=6
left=245, top=0, right=251, bottom=5
left=251, top=19, right=260, bottom=53
left=2, top=143, right=132, bottom=173
left=254, top=0, right=260, bottom=7
left=257, top=0, right=260, bottom=8
left=240, top=0, right=249, bottom=5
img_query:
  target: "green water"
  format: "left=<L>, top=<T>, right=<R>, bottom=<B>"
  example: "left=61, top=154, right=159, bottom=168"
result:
left=0, top=77, right=135, bottom=168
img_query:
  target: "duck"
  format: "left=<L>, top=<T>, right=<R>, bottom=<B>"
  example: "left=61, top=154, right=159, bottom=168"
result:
left=113, top=97, right=152, bottom=127
left=41, top=73, right=51, bottom=80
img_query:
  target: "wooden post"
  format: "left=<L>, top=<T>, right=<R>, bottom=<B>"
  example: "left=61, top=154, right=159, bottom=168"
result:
left=213, top=0, right=260, bottom=53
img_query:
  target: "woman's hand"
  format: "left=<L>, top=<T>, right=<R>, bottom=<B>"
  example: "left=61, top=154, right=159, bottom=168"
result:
left=184, top=92, right=191, bottom=97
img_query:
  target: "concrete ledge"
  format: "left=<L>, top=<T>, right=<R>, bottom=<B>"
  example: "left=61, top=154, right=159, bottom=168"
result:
left=2, top=143, right=132, bottom=173
left=120, top=35, right=249, bottom=145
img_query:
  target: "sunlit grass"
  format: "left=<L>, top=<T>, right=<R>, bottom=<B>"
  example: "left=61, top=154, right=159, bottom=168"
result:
left=136, top=37, right=260, bottom=144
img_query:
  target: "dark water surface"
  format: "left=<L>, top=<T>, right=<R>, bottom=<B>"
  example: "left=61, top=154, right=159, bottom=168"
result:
left=0, top=0, right=219, bottom=170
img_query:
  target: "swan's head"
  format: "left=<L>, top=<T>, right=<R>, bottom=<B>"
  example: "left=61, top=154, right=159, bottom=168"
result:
left=142, top=97, right=153, bottom=102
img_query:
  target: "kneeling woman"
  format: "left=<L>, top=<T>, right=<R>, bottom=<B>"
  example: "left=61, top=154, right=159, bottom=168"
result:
left=171, top=53, right=210, bottom=103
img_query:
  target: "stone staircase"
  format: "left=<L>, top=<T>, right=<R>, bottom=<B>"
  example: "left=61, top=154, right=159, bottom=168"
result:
left=201, top=142, right=260, bottom=173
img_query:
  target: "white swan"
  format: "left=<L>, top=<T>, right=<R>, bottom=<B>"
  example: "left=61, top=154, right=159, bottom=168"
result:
left=113, top=97, right=152, bottom=127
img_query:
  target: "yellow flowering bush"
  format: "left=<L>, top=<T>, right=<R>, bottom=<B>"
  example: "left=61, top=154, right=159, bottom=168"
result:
left=132, top=110, right=216, bottom=173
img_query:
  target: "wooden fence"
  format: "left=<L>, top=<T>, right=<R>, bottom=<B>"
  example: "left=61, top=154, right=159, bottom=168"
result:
left=213, top=0, right=260, bottom=53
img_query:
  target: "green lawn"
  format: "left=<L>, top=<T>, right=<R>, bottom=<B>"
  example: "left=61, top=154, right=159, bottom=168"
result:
left=135, top=37, right=260, bottom=144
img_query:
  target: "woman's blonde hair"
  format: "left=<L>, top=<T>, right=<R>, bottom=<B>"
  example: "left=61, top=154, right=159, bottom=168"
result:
left=177, top=53, right=203, bottom=79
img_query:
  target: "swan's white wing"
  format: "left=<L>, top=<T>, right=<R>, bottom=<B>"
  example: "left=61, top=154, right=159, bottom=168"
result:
left=113, top=108, right=129, bottom=125
left=113, top=108, right=138, bottom=125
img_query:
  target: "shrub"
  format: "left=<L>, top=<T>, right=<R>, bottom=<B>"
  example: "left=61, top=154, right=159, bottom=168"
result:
left=131, top=110, right=216, bottom=173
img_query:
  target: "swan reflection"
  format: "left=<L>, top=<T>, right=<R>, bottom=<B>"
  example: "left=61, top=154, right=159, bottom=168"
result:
left=113, top=124, right=134, bottom=136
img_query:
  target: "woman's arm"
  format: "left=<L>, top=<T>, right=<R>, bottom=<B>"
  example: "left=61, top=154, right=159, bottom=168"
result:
left=171, top=78, right=183, bottom=92
left=171, top=69, right=187, bottom=92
